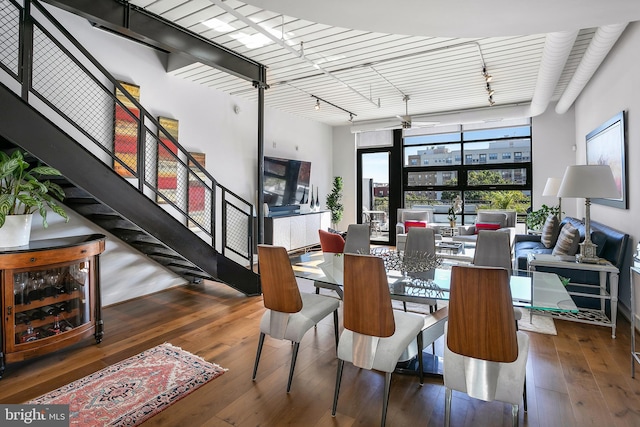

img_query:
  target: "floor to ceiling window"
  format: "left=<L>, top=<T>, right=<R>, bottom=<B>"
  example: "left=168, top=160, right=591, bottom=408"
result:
left=402, top=119, right=532, bottom=225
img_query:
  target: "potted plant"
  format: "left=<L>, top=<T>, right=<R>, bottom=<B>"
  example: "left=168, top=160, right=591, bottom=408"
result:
left=0, top=150, right=69, bottom=247
left=525, top=204, right=560, bottom=232
left=325, top=176, right=344, bottom=230
left=447, top=206, right=457, bottom=227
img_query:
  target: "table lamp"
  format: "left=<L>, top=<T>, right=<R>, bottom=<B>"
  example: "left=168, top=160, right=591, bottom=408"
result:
left=542, top=177, right=563, bottom=218
left=557, top=165, right=619, bottom=263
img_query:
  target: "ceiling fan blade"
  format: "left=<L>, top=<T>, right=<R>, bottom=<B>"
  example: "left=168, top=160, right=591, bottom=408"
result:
left=411, top=120, right=440, bottom=127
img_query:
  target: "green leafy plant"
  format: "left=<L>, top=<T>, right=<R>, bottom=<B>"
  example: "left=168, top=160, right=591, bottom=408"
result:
left=525, top=204, right=560, bottom=231
left=0, top=150, right=69, bottom=228
left=447, top=206, right=457, bottom=222
left=325, top=176, right=344, bottom=227
left=559, top=276, right=571, bottom=287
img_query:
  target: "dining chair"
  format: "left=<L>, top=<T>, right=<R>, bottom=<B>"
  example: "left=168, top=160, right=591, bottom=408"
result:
left=343, top=223, right=371, bottom=254
left=473, top=230, right=524, bottom=327
left=253, top=244, right=341, bottom=392
left=332, top=253, right=424, bottom=427
left=473, top=230, right=513, bottom=272
left=318, top=229, right=345, bottom=253
left=444, top=265, right=529, bottom=427
left=403, top=227, right=438, bottom=313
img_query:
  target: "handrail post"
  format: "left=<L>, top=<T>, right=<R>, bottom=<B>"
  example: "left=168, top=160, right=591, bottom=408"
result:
left=137, top=114, right=145, bottom=192
left=20, top=0, right=34, bottom=101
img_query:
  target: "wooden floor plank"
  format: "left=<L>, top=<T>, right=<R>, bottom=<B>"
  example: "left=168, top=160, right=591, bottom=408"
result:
left=2, top=279, right=640, bottom=427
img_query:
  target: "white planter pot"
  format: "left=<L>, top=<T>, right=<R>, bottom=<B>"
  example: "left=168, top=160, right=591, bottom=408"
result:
left=0, top=214, right=33, bottom=248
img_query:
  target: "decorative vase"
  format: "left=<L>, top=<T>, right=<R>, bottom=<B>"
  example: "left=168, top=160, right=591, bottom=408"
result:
left=449, top=220, right=456, bottom=228
left=299, top=186, right=307, bottom=204
left=309, top=185, right=315, bottom=209
left=314, top=187, right=320, bottom=210
left=0, top=214, right=33, bottom=248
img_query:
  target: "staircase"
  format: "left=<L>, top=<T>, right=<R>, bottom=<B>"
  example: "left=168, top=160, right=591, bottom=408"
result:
left=0, top=1, right=260, bottom=296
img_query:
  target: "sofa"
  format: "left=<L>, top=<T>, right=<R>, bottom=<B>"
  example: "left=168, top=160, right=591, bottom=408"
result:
left=513, top=216, right=630, bottom=309
left=453, top=209, right=518, bottom=244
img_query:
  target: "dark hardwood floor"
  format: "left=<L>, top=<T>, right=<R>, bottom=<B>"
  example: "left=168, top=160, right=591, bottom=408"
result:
left=1, top=278, right=640, bottom=426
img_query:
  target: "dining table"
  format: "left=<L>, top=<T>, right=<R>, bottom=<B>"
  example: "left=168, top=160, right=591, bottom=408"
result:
left=290, top=250, right=579, bottom=376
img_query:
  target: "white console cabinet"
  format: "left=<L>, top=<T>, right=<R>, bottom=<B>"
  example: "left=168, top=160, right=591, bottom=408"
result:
left=263, top=211, right=330, bottom=252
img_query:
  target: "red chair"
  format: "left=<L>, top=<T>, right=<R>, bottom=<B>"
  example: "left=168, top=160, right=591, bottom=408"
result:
left=319, top=229, right=345, bottom=253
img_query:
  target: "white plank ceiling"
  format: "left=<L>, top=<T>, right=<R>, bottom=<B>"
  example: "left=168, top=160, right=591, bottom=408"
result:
left=128, top=0, right=624, bottom=127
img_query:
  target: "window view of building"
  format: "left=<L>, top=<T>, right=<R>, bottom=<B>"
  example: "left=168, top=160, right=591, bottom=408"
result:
left=402, top=122, right=532, bottom=225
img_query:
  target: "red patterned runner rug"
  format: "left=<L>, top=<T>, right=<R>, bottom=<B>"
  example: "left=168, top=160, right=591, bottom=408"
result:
left=27, top=343, right=226, bottom=426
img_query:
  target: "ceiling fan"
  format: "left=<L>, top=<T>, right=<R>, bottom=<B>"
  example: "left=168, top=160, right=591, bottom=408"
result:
left=393, top=95, right=439, bottom=129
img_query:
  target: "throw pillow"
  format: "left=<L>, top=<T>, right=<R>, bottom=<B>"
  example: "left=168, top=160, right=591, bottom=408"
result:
left=404, top=220, right=427, bottom=230
left=552, top=223, right=580, bottom=256
left=540, top=214, right=560, bottom=248
left=474, top=222, right=501, bottom=233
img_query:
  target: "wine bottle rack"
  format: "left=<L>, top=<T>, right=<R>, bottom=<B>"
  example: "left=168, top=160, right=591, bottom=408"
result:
left=0, top=234, right=105, bottom=378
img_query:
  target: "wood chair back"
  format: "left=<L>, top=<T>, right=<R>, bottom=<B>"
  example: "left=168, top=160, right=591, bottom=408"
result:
left=343, top=253, right=395, bottom=338
left=319, top=229, right=345, bottom=253
left=447, top=265, right=518, bottom=363
left=257, top=245, right=303, bottom=313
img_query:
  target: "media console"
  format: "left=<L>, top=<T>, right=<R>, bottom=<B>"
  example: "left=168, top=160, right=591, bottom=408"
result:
left=262, top=211, right=330, bottom=252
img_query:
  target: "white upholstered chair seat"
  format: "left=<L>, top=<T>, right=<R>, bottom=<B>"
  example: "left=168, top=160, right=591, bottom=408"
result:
left=260, top=292, right=340, bottom=342
left=444, top=323, right=530, bottom=404
left=337, top=310, right=424, bottom=372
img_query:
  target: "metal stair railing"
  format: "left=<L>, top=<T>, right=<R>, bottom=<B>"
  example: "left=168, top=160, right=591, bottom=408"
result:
left=0, top=0, right=254, bottom=265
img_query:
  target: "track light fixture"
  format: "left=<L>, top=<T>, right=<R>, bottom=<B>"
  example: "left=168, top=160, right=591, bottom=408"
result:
left=482, top=64, right=495, bottom=106
left=310, top=95, right=357, bottom=123
left=482, top=66, right=492, bottom=82
left=486, top=82, right=494, bottom=97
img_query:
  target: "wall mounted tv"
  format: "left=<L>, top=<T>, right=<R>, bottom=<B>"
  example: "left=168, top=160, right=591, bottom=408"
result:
left=263, top=156, right=311, bottom=208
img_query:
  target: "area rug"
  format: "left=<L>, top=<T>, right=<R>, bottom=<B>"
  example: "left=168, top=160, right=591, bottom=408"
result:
left=27, top=343, right=226, bottom=426
left=517, top=308, right=557, bottom=335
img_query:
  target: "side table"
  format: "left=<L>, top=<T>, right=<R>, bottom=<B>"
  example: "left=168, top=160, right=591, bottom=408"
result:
left=527, top=253, right=619, bottom=338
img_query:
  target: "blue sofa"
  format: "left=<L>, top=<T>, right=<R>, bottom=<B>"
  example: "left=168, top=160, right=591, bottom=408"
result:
left=513, top=216, right=630, bottom=310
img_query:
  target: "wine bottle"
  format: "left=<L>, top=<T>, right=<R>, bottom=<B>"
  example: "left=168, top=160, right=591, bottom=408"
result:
left=47, top=315, right=62, bottom=336
left=15, top=312, right=30, bottom=325
left=41, top=305, right=59, bottom=316
left=30, top=309, right=46, bottom=321
left=20, top=325, right=39, bottom=343
left=54, top=301, right=69, bottom=313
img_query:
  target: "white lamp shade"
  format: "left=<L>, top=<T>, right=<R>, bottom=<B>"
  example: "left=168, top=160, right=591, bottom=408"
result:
left=557, top=165, right=619, bottom=199
left=542, top=177, right=562, bottom=197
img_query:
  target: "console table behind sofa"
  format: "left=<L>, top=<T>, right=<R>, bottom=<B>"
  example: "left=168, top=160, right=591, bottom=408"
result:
left=514, top=217, right=631, bottom=314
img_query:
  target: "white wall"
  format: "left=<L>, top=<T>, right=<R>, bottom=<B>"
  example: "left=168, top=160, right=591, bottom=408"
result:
left=574, top=21, right=640, bottom=315
left=332, top=126, right=357, bottom=229
left=531, top=104, right=577, bottom=216
left=30, top=6, right=333, bottom=305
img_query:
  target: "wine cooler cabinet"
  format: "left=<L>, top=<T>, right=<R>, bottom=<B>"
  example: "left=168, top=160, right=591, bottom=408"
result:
left=1, top=234, right=106, bottom=378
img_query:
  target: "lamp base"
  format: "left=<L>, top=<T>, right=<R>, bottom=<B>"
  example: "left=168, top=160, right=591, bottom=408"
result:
left=576, top=241, right=599, bottom=264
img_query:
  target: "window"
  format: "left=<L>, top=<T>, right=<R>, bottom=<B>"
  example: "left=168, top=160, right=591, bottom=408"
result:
left=401, top=121, right=532, bottom=225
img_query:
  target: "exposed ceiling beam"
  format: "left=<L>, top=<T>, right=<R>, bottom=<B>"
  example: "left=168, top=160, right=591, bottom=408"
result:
left=40, top=0, right=267, bottom=87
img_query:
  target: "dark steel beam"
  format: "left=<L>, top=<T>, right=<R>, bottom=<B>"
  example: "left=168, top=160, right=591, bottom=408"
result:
left=40, top=0, right=267, bottom=85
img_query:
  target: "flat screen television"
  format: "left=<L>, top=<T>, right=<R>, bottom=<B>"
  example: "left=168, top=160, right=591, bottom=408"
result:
left=263, top=156, right=311, bottom=208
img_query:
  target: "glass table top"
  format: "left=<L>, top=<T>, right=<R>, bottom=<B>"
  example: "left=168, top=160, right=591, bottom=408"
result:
left=290, top=251, right=578, bottom=313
